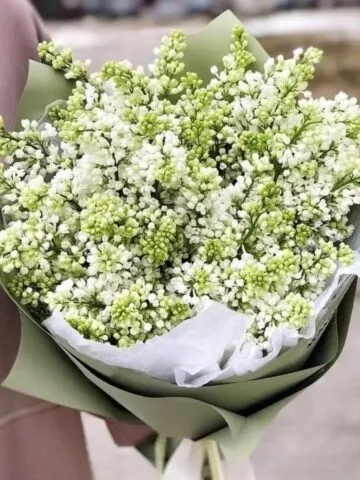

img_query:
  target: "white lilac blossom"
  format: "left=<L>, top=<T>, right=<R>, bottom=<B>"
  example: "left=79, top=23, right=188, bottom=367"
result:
left=0, top=27, right=359, bottom=350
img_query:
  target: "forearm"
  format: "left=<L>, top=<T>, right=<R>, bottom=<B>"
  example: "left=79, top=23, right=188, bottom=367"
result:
left=0, top=0, right=48, bottom=129
left=0, top=0, right=48, bottom=383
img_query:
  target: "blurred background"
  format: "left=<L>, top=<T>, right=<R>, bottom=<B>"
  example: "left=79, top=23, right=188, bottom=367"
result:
left=29, top=1, right=360, bottom=479
left=31, top=0, right=360, bottom=100
left=30, top=0, right=360, bottom=20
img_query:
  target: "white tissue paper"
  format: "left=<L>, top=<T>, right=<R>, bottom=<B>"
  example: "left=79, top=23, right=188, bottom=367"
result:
left=43, top=252, right=360, bottom=387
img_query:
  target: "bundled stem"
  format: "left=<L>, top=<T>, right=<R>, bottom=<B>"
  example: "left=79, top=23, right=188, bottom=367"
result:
left=155, top=436, right=168, bottom=475
left=204, top=440, right=225, bottom=480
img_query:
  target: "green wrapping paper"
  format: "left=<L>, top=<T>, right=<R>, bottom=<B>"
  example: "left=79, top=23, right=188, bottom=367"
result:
left=15, top=61, right=73, bottom=131
left=3, top=310, right=124, bottom=419
left=1, top=10, right=358, bottom=460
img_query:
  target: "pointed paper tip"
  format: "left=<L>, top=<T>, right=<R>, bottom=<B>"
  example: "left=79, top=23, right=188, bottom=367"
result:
left=211, top=9, right=240, bottom=24
left=184, top=10, right=268, bottom=82
left=193, top=9, right=241, bottom=38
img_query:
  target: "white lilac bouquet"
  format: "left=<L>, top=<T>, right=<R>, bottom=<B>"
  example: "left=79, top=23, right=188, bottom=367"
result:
left=1, top=12, right=359, bottom=479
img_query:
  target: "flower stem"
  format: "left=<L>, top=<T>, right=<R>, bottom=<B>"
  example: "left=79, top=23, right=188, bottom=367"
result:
left=155, top=436, right=167, bottom=475
left=204, top=440, right=224, bottom=480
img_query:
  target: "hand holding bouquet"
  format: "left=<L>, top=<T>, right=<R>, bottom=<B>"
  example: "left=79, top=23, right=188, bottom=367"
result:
left=1, top=11, right=359, bottom=478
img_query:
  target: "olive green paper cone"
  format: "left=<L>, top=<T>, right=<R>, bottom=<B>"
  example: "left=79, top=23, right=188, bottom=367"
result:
left=207, top=279, right=357, bottom=460
left=2, top=308, right=132, bottom=420
left=16, top=61, right=73, bottom=130
left=184, top=10, right=268, bottom=82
